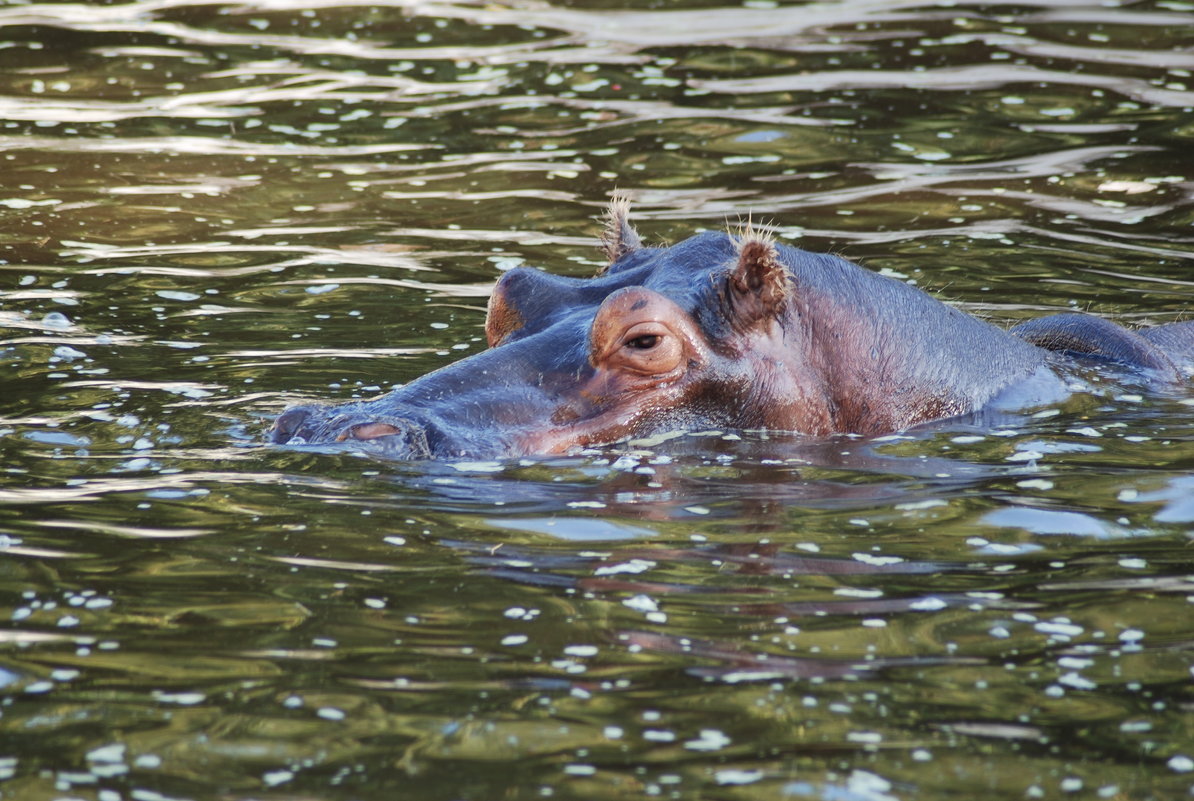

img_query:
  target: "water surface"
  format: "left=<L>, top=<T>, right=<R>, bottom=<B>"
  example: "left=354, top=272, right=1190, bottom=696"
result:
left=2, top=1, right=1194, bottom=799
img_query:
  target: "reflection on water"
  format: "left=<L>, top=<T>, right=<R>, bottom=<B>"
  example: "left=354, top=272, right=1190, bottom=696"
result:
left=2, top=0, right=1194, bottom=799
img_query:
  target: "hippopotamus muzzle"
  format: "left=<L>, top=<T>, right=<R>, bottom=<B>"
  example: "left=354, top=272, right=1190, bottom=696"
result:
left=271, top=405, right=437, bottom=459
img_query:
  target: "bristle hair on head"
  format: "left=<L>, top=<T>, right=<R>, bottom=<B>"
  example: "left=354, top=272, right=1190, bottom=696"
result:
left=730, top=215, right=777, bottom=252
left=600, top=191, right=642, bottom=266
left=605, top=191, right=632, bottom=224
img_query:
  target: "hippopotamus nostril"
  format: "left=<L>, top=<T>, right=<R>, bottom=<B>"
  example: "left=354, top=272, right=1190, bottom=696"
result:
left=338, top=421, right=411, bottom=441
left=271, top=407, right=312, bottom=444
left=347, top=417, right=435, bottom=458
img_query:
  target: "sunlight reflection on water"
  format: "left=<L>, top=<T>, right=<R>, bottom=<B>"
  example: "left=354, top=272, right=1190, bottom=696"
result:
left=1, top=0, right=1193, bottom=799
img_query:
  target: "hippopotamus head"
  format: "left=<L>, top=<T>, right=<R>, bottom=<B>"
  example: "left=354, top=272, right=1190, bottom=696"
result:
left=270, top=198, right=1046, bottom=458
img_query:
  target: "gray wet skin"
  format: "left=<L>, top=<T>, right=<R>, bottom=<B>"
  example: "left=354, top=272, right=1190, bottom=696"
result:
left=271, top=199, right=1194, bottom=459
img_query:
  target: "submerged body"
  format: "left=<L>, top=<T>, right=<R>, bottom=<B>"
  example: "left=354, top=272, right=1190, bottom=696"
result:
left=271, top=200, right=1194, bottom=459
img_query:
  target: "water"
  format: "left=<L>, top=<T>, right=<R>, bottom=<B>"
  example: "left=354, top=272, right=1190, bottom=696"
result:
left=2, top=0, right=1193, bottom=799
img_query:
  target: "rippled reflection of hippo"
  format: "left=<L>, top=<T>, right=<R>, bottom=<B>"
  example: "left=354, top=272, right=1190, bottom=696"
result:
left=271, top=198, right=1194, bottom=459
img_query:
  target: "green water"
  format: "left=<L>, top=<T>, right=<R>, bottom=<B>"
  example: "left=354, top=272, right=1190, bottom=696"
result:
left=2, top=1, right=1193, bottom=799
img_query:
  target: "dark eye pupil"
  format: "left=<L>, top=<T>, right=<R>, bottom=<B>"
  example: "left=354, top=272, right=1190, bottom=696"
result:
left=627, top=334, right=659, bottom=350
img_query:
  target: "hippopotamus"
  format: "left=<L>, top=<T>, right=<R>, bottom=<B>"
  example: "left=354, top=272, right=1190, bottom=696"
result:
left=270, top=198, right=1194, bottom=459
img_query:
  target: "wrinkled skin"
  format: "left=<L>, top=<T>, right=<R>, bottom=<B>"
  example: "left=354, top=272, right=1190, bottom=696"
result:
left=271, top=199, right=1194, bottom=459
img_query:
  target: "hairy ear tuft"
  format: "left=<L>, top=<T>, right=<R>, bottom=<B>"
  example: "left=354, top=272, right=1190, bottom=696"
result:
left=726, top=226, right=789, bottom=328
left=599, top=192, right=643, bottom=269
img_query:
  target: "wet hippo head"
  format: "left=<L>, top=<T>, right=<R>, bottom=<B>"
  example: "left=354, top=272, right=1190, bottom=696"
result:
left=271, top=201, right=805, bottom=458
left=271, top=197, right=1056, bottom=458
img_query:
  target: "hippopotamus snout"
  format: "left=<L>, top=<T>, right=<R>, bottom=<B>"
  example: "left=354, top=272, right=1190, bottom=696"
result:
left=270, top=406, right=320, bottom=444
left=270, top=404, right=437, bottom=458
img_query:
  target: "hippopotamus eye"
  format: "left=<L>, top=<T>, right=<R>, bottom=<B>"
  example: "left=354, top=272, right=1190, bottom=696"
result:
left=626, top=334, right=660, bottom=350
left=589, top=286, right=707, bottom=379
left=609, top=323, right=683, bottom=376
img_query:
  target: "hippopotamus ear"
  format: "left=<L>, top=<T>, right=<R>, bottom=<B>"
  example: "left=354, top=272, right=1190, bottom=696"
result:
left=726, top=230, right=789, bottom=329
left=600, top=193, right=643, bottom=267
